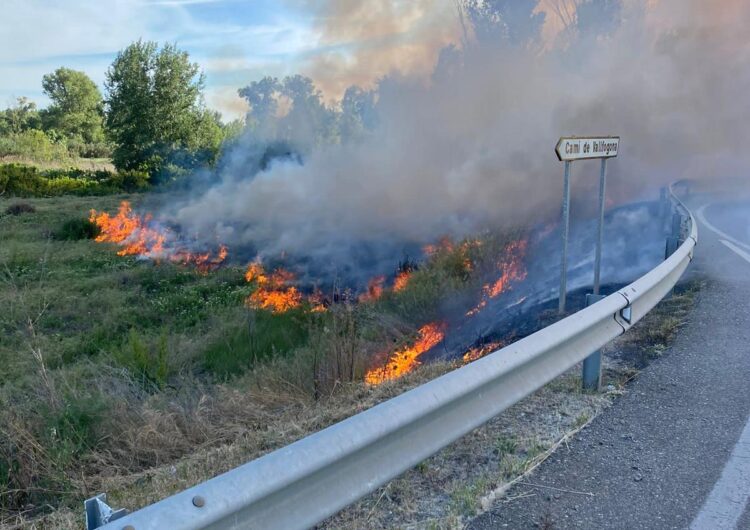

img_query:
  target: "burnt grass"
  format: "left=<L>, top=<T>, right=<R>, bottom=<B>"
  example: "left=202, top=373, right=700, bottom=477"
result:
left=0, top=192, right=697, bottom=529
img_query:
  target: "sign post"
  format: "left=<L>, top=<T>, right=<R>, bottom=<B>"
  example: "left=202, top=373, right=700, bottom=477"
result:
left=560, top=160, right=571, bottom=314
left=594, top=158, right=607, bottom=295
left=554, top=136, right=619, bottom=312
left=555, top=136, right=620, bottom=392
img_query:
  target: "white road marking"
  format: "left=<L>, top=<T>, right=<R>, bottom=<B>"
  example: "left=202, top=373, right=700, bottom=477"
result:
left=690, top=417, right=750, bottom=530
left=696, top=204, right=750, bottom=252
left=720, top=239, right=750, bottom=265
left=690, top=205, right=750, bottom=530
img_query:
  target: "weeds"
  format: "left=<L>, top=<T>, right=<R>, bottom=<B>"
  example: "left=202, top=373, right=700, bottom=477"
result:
left=450, top=475, right=490, bottom=517
left=495, top=435, right=518, bottom=457
left=53, top=217, right=100, bottom=240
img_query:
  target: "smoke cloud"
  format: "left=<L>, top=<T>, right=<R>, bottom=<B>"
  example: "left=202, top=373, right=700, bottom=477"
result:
left=161, top=0, right=750, bottom=283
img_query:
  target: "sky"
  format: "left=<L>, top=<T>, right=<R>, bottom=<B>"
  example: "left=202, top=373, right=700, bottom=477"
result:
left=0, top=0, right=460, bottom=120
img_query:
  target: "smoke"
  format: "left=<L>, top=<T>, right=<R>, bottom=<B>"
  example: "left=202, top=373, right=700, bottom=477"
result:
left=289, top=0, right=460, bottom=99
left=160, top=0, right=750, bottom=283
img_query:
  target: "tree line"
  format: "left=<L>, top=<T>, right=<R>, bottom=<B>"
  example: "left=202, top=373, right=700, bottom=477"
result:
left=0, top=41, right=239, bottom=182
left=0, top=1, right=621, bottom=182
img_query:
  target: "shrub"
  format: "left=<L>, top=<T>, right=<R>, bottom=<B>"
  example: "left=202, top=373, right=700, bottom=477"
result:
left=0, top=163, right=149, bottom=197
left=5, top=202, right=35, bottom=215
left=54, top=218, right=100, bottom=240
left=0, top=130, right=70, bottom=162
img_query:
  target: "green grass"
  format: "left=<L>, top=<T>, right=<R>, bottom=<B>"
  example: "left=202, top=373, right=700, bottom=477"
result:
left=202, top=310, right=311, bottom=379
left=0, top=192, right=524, bottom=523
left=0, top=193, right=263, bottom=515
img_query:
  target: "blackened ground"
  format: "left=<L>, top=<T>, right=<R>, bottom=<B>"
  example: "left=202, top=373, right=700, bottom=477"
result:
left=469, top=194, right=750, bottom=530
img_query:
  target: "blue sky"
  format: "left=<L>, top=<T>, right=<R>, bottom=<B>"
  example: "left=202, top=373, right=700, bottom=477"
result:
left=0, top=0, right=322, bottom=119
left=0, top=0, right=459, bottom=120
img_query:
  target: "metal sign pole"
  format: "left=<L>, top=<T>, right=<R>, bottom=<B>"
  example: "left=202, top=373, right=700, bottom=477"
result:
left=555, top=136, right=619, bottom=388
left=559, top=160, right=571, bottom=314
left=593, top=158, right=607, bottom=295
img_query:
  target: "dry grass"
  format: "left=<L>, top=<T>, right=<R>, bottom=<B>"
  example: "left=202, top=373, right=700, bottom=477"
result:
left=0, top=193, right=699, bottom=529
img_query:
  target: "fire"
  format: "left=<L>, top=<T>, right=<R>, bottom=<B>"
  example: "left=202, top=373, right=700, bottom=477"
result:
left=89, top=201, right=227, bottom=272
left=359, top=275, right=386, bottom=302
left=365, top=322, right=446, bottom=385
left=462, top=340, right=505, bottom=364
left=244, top=262, right=303, bottom=313
left=393, top=270, right=412, bottom=292
left=423, top=236, right=454, bottom=256
left=467, top=239, right=528, bottom=317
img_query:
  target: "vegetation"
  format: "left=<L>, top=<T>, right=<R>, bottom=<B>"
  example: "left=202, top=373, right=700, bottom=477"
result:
left=0, top=41, right=235, bottom=179
left=0, top=163, right=149, bottom=197
left=41, top=68, right=108, bottom=157
left=0, top=193, right=523, bottom=525
left=104, top=41, right=223, bottom=179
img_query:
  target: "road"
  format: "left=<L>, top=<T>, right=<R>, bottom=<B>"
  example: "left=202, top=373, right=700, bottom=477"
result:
left=469, top=194, right=750, bottom=530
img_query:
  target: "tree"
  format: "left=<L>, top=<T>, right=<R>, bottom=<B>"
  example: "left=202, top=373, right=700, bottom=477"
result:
left=238, top=76, right=281, bottom=135
left=40, top=68, right=104, bottom=144
left=339, top=86, right=377, bottom=140
left=278, top=75, right=336, bottom=146
left=463, top=0, right=545, bottom=48
left=238, top=75, right=337, bottom=148
left=104, top=40, right=218, bottom=177
left=0, top=97, right=41, bottom=135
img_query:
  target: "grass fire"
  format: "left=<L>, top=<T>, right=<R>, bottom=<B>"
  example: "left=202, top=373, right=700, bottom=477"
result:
left=0, top=0, right=730, bottom=526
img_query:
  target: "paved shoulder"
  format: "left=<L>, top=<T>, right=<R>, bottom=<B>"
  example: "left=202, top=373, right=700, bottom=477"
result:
left=469, top=197, right=750, bottom=530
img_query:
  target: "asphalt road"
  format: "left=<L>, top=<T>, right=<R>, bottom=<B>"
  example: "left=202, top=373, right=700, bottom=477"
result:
left=468, top=194, right=750, bottom=530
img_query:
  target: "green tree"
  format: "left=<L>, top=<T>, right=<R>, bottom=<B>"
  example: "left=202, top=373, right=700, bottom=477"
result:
left=0, top=97, right=41, bottom=135
left=40, top=68, right=104, bottom=144
left=104, top=40, right=219, bottom=178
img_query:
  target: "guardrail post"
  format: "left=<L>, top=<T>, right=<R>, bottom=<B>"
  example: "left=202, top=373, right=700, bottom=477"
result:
left=665, top=212, right=682, bottom=259
left=671, top=212, right=682, bottom=240
left=582, top=294, right=606, bottom=391
left=84, top=494, right=128, bottom=530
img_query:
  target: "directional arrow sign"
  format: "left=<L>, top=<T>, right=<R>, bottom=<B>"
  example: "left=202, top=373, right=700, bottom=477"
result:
left=555, top=136, right=620, bottom=161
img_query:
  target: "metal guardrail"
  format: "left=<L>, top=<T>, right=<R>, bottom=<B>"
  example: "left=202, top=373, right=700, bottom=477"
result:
left=95, top=189, right=697, bottom=530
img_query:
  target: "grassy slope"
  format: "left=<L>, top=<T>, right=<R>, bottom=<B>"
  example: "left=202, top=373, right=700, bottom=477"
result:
left=0, top=194, right=259, bottom=525
left=0, top=193, right=699, bottom=529
left=1, top=193, right=517, bottom=528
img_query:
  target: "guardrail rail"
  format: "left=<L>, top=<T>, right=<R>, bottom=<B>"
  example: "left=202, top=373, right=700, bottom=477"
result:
left=92, top=187, right=697, bottom=530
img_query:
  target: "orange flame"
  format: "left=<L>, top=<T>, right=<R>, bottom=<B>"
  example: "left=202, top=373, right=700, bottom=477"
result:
left=89, top=201, right=227, bottom=272
left=365, top=322, right=446, bottom=385
left=244, top=262, right=303, bottom=313
left=462, top=340, right=505, bottom=364
left=359, top=275, right=386, bottom=302
left=393, top=270, right=412, bottom=292
left=423, top=236, right=454, bottom=256
left=467, top=239, right=528, bottom=317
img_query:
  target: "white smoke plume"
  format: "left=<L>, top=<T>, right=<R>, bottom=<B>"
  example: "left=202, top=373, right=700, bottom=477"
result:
left=162, top=0, right=750, bottom=280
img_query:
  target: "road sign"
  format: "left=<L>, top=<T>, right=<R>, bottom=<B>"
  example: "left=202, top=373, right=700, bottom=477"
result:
left=555, top=136, right=620, bottom=161
left=554, top=134, right=620, bottom=390
left=555, top=135, right=620, bottom=316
